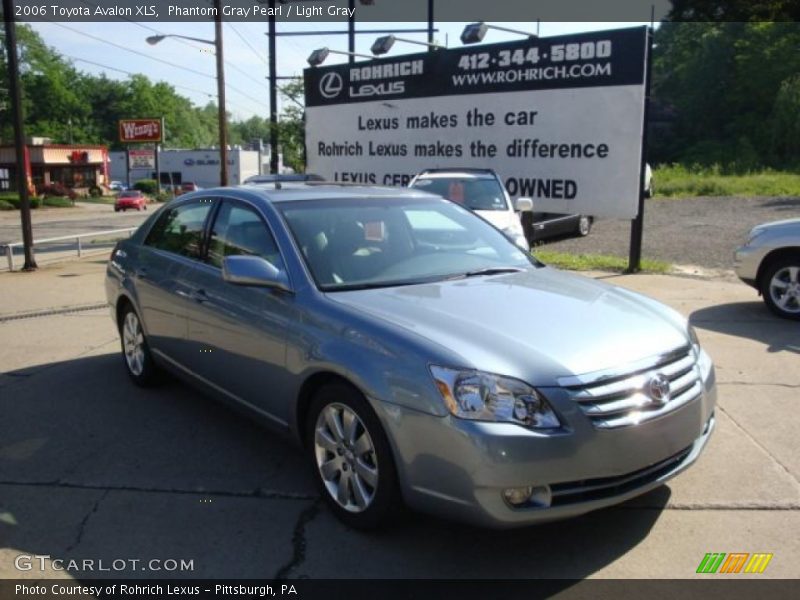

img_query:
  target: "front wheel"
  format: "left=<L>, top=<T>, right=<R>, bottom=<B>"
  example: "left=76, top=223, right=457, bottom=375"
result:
left=760, top=258, right=800, bottom=320
left=307, top=383, right=401, bottom=529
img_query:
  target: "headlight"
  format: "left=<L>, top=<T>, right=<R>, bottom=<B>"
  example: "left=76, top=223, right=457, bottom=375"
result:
left=430, top=366, right=560, bottom=429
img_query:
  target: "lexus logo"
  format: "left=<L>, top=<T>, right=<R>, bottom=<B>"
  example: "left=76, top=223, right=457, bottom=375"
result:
left=647, top=373, right=671, bottom=406
left=319, top=72, right=343, bottom=99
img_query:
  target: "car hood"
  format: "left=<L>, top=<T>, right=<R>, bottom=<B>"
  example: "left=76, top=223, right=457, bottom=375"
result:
left=327, top=268, right=689, bottom=385
left=475, top=210, right=518, bottom=231
left=753, top=217, right=800, bottom=234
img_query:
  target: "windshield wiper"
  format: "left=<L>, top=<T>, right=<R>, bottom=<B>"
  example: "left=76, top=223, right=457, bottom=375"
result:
left=460, top=267, right=526, bottom=278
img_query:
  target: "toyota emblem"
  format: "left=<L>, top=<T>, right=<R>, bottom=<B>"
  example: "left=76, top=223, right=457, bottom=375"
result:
left=648, top=373, right=671, bottom=406
left=319, top=72, right=344, bottom=99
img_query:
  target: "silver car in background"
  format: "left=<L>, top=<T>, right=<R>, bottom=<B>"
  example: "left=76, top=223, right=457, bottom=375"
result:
left=734, top=218, right=800, bottom=320
left=106, top=185, right=716, bottom=529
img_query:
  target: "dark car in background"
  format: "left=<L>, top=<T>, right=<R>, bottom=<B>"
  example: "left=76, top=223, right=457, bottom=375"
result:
left=243, top=173, right=325, bottom=185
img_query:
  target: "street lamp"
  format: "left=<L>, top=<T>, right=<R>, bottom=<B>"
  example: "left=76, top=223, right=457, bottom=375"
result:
left=460, top=22, right=537, bottom=45
left=371, top=35, right=442, bottom=56
left=145, top=20, right=229, bottom=187
left=307, top=47, right=374, bottom=67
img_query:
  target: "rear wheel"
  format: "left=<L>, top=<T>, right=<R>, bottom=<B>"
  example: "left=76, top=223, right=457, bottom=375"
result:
left=760, top=258, right=800, bottom=320
left=119, top=305, right=160, bottom=385
left=307, top=382, right=401, bottom=529
left=577, top=215, right=592, bottom=237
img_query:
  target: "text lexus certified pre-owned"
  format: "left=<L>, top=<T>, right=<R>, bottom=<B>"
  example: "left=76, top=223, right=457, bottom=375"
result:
left=734, top=218, right=800, bottom=320
left=106, top=185, right=716, bottom=529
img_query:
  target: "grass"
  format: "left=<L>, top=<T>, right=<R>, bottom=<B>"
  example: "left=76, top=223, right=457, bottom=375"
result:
left=533, top=250, right=671, bottom=274
left=0, top=193, right=75, bottom=209
left=654, top=165, right=800, bottom=198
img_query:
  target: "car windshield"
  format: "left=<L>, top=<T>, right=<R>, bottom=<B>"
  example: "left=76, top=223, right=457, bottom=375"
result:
left=279, top=196, right=535, bottom=291
left=411, top=176, right=509, bottom=211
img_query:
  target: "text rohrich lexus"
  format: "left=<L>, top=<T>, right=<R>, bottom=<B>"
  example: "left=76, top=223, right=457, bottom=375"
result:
left=106, top=185, right=716, bottom=528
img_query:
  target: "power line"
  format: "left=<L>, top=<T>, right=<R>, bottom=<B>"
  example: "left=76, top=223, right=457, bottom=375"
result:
left=50, top=21, right=217, bottom=80
left=227, top=22, right=270, bottom=69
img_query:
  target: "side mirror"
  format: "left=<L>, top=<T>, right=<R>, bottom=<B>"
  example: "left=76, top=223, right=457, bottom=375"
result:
left=222, top=255, right=291, bottom=292
left=514, top=197, right=533, bottom=212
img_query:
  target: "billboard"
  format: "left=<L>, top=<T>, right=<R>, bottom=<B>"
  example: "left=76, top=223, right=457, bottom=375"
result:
left=305, top=27, right=649, bottom=218
left=128, top=149, right=155, bottom=169
left=118, top=118, right=163, bottom=143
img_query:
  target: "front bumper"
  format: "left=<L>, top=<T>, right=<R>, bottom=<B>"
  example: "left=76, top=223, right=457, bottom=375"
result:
left=733, top=244, right=764, bottom=288
left=378, top=360, right=716, bottom=528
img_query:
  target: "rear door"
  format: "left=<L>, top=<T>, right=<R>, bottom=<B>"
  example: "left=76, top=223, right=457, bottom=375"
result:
left=136, top=199, right=214, bottom=363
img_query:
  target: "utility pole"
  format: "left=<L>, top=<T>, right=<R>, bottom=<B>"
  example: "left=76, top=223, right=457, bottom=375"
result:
left=268, top=0, right=279, bottom=174
left=3, top=0, right=37, bottom=270
left=214, top=0, right=228, bottom=186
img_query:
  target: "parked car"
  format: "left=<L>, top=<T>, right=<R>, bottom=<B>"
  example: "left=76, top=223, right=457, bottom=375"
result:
left=108, top=180, right=127, bottom=192
left=114, top=190, right=148, bottom=212
left=409, top=169, right=531, bottom=250
left=106, top=185, right=716, bottom=529
left=734, top=218, right=800, bottom=320
left=409, top=168, right=591, bottom=246
left=243, top=173, right=325, bottom=185
left=181, top=182, right=201, bottom=193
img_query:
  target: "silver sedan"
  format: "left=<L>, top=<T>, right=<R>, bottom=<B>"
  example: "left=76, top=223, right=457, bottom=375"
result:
left=734, top=218, right=800, bottom=320
left=106, top=185, right=716, bottom=529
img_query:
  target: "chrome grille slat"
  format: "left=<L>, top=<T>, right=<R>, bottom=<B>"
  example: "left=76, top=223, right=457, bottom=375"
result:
left=567, top=349, right=703, bottom=430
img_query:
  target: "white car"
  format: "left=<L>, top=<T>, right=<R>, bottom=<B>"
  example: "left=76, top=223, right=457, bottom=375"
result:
left=734, top=218, right=800, bottom=320
left=409, top=169, right=532, bottom=251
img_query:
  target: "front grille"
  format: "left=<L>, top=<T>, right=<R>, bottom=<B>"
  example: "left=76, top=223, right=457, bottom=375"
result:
left=549, top=446, right=693, bottom=506
left=564, top=346, right=702, bottom=430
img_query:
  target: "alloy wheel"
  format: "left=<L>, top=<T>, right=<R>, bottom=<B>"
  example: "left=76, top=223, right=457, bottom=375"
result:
left=768, top=265, right=800, bottom=315
left=122, top=311, right=146, bottom=376
left=314, top=403, right=379, bottom=513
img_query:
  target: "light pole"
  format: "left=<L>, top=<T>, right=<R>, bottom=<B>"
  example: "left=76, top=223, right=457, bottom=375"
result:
left=146, top=9, right=228, bottom=186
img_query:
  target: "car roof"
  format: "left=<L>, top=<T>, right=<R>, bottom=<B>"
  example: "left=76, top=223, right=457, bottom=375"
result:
left=189, top=184, right=440, bottom=205
left=414, top=168, right=497, bottom=180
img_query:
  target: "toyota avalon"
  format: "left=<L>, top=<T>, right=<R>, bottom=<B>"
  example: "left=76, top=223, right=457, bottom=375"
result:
left=106, top=185, right=716, bottom=529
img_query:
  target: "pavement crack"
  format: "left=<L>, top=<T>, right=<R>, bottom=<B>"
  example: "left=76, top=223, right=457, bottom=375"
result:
left=718, top=405, right=800, bottom=488
left=274, top=499, right=321, bottom=581
left=0, top=480, right=317, bottom=501
left=65, top=489, right=109, bottom=552
left=717, top=381, right=800, bottom=389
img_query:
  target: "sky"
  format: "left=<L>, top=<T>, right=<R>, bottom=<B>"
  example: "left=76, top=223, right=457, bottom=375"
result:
left=29, top=20, right=650, bottom=121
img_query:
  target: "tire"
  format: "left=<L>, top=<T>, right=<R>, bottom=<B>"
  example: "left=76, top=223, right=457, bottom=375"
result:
left=306, top=382, right=401, bottom=529
left=119, top=304, right=161, bottom=386
left=114, top=207, right=120, bottom=213
left=577, top=215, right=592, bottom=237
left=760, top=258, right=800, bottom=320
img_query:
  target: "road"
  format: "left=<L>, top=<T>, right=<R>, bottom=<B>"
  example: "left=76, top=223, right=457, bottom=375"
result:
left=541, top=195, right=800, bottom=270
left=0, top=259, right=798, bottom=580
left=0, top=203, right=151, bottom=270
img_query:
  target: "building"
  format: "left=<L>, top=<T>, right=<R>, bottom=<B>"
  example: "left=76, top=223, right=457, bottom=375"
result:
left=109, top=147, right=283, bottom=188
left=0, top=138, right=110, bottom=193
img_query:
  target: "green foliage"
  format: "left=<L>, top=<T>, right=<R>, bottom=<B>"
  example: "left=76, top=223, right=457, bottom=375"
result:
left=653, top=165, right=800, bottom=197
left=133, top=179, right=158, bottom=194
left=0, top=199, right=14, bottom=211
left=652, top=21, right=800, bottom=169
left=154, top=191, right=173, bottom=203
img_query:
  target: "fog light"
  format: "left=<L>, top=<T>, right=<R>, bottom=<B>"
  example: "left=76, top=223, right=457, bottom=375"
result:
left=503, top=485, right=552, bottom=508
left=503, top=486, right=533, bottom=507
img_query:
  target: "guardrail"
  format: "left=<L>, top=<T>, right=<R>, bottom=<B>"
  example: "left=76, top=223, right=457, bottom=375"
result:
left=2, top=227, right=137, bottom=272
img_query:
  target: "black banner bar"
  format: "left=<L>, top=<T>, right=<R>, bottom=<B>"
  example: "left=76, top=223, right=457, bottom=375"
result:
left=304, top=27, right=647, bottom=107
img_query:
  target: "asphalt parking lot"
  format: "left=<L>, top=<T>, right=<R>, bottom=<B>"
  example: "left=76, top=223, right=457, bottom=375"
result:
left=1, top=257, right=798, bottom=580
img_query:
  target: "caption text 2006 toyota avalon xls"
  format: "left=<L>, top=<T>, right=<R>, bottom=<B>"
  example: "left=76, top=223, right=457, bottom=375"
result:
left=106, top=184, right=716, bottom=529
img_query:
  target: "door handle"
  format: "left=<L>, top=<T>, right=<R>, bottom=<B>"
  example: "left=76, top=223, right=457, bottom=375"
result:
left=135, top=268, right=149, bottom=280
left=191, top=288, right=208, bottom=303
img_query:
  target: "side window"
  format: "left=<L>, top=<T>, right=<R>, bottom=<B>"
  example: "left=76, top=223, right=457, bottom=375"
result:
left=144, top=201, right=213, bottom=259
left=207, top=201, right=284, bottom=270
